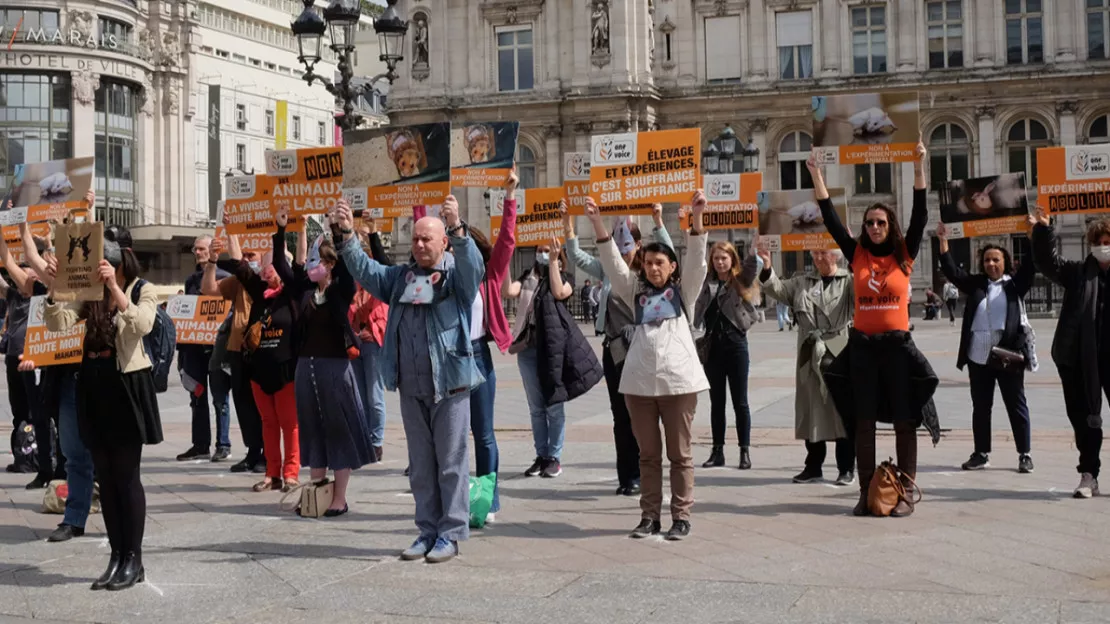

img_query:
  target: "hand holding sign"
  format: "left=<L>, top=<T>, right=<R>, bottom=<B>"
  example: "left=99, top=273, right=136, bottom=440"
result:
left=1029, top=206, right=1050, bottom=227
left=210, top=236, right=226, bottom=260
left=935, top=222, right=948, bottom=241
left=690, top=190, right=707, bottom=234
left=755, top=236, right=772, bottom=268
left=84, top=189, right=94, bottom=209
left=334, top=198, right=354, bottom=239
left=442, top=195, right=461, bottom=229
left=97, top=259, right=115, bottom=287
left=505, top=166, right=519, bottom=193
left=652, top=203, right=664, bottom=229
left=275, top=205, right=289, bottom=228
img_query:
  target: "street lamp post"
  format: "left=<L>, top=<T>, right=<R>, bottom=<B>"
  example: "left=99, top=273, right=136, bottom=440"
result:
left=291, top=0, right=409, bottom=131
left=701, top=125, right=761, bottom=245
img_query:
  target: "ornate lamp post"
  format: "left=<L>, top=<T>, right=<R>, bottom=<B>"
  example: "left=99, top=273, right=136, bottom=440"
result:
left=291, top=0, right=409, bottom=131
left=702, top=125, right=760, bottom=175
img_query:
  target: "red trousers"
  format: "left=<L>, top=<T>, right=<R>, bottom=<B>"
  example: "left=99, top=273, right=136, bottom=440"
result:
left=251, top=381, right=300, bottom=481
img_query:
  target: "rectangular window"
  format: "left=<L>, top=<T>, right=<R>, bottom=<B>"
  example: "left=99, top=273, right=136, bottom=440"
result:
left=318, top=121, right=326, bottom=145
left=1006, top=0, right=1043, bottom=65
left=776, top=11, right=814, bottom=80
left=705, top=16, right=743, bottom=82
left=236, top=143, right=246, bottom=171
left=851, top=5, right=887, bottom=74
left=927, top=0, right=963, bottom=69
left=1089, top=0, right=1110, bottom=60
left=235, top=103, right=246, bottom=131
left=854, top=163, right=893, bottom=194
left=496, top=27, right=534, bottom=92
left=265, top=109, right=274, bottom=136
left=292, top=115, right=301, bottom=140
left=216, top=49, right=229, bottom=58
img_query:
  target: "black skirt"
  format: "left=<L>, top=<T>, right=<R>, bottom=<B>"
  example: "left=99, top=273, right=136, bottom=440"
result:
left=76, top=357, right=164, bottom=449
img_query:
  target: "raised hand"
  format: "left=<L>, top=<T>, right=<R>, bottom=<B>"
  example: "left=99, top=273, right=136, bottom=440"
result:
left=97, top=259, right=116, bottom=287
left=442, top=195, right=461, bottom=229
left=1028, top=205, right=1050, bottom=227
left=935, top=222, right=948, bottom=241
left=756, top=238, right=772, bottom=268
left=334, top=198, right=354, bottom=235
left=652, top=203, right=664, bottom=228
left=210, top=237, right=227, bottom=259
left=275, top=205, right=289, bottom=228
left=505, top=167, right=519, bottom=193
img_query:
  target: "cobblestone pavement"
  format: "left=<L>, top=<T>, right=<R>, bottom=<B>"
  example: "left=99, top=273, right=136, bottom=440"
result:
left=2, top=320, right=1109, bottom=624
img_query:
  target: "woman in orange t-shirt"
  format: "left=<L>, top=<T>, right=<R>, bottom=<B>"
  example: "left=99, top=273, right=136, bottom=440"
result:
left=810, top=139, right=940, bottom=518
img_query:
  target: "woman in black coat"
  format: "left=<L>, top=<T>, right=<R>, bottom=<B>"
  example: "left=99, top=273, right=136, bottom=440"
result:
left=936, top=222, right=1036, bottom=474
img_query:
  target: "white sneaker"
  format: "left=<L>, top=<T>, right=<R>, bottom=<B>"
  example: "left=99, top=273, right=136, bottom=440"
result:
left=485, top=512, right=496, bottom=524
left=1074, top=473, right=1100, bottom=499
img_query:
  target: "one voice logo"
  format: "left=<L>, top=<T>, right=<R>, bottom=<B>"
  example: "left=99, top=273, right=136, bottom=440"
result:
left=266, top=150, right=299, bottom=177
left=592, top=134, right=637, bottom=166
left=705, top=174, right=740, bottom=202
left=225, top=176, right=256, bottom=199
left=1069, top=147, right=1110, bottom=177
left=564, top=152, right=591, bottom=180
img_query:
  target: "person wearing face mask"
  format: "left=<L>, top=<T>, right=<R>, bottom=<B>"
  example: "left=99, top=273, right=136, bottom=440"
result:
left=562, top=202, right=673, bottom=495
left=693, top=240, right=762, bottom=470
left=936, top=222, right=1037, bottom=474
left=1031, top=207, right=1110, bottom=498
left=758, top=246, right=856, bottom=486
left=587, top=192, right=709, bottom=541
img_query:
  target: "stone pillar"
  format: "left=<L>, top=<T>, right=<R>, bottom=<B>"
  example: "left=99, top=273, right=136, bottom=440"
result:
left=976, top=106, right=997, bottom=176
left=1058, top=101, right=1079, bottom=146
left=70, top=69, right=99, bottom=159
left=820, top=0, right=840, bottom=76
left=163, top=75, right=183, bottom=225
left=748, top=0, right=768, bottom=80
left=896, top=0, right=917, bottom=72
left=139, top=72, right=157, bottom=226
left=544, top=125, right=562, bottom=188
left=573, top=122, right=594, bottom=241
left=973, top=0, right=996, bottom=67
left=1055, top=0, right=1075, bottom=63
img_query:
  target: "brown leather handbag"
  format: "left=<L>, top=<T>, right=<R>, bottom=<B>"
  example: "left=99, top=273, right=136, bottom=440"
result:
left=868, top=458, right=922, bottom=517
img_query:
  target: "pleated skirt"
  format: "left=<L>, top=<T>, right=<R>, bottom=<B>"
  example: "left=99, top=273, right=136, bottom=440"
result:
left=294, top=356, right=375, bottom=471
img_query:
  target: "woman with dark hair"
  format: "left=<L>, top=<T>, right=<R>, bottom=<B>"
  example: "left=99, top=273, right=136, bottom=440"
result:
left=813, top=139, right=940, bottom=517
left=45, top=226, right=162, bottom=590
left=587, top=193, right=709, bottom=541
left=693, top=241, right=762, bottom=469
left=562, top=203, right=673, bottom=495
left=937, top=223, right=1036, bottom=473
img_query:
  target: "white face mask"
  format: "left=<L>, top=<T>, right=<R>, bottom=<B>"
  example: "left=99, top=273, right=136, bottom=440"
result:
left=248, top=261, right=261, bottom=274
left=536, top=252, right=550, bottom=267
left=1093, top=246, right=1110, bottom=264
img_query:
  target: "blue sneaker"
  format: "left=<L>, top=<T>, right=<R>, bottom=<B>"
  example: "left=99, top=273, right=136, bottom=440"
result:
left=424, top=538, right=458, bottom=563
left=400, top=535, right=435, bottom=561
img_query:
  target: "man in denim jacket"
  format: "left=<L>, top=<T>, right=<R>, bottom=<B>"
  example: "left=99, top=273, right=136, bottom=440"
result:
left=335, top=196, right=484, bottom=563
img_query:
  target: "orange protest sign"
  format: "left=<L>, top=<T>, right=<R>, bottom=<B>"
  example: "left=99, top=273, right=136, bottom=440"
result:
left=166, top=296, right=231, bottom=345
left=756, top=188, right=847, bottom=252
left=563, top=151, right=593, bottom=216
left=450, top=122, right=520, bottom=187
left=344, top=122, right=452, bottom=216
left=23, top=296, right=85, bottom=367
left=1037, top=145, right=1110, bottom=216
left=215, top=225, right=272, bottom=256
left=812, top=93, right=919, bottom=165
left=589, top=128, right=700, bottom=215
left=682, top=173, right=762, bottom=230
left=938, top=173, right=1030, bottom=239
left=261, top=146, right=344, bottom=216
left=222, top=176, right=312, bottom=235
left=2, top=222, right=51, bottom=265
left=491, top=187, right=564, bottom=248
left=1, top=203, right=92, bottom=263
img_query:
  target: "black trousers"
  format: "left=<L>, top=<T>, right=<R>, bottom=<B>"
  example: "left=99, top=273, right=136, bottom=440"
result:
left=228, top=351, right=264, bottom=461
left=705, top=334, right=751, bottom=447
left=967, top=362, right=1031, bottom=455
left=603, top=347, right=640, bottom=487
left=1060, top=365, right=1107, bottom=479
left=804, top=439, right=855, bottom=473
left=6, top=355, right=53, bottom=475
left=90, top=443, right=146, bottom=559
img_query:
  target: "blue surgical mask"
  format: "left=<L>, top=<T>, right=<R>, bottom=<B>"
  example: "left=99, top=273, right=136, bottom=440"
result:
left=536, top=252, right=550, bottom=267
left=248, top=261, right=261, bottom=274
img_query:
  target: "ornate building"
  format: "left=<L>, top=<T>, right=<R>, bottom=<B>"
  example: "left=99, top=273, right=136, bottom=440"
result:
left=383, top=0, right=1110, bottom=303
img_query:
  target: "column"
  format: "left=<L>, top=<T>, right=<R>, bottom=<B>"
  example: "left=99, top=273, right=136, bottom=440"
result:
left=544, top=125, right=562, bottom=188
left=974, top=0, right=996, bottom=67
left=820, top=0, right=840, bottom=76
left=748, top=0, right=768, bottom=80
left=140, top=74, right=157, bottom=227
left=896, top=0, right=917, bottom=72
left=1058, top=101, right=1079, bottom=145
left=573, top=122, right=594, bottom=242
left=976, top=106, right=997, bottom=176
left=1055, top=0, right=1076, bottom=62
left=70, top=70, right=99, bottom=159
left=610, top=0, right=632, bottom=85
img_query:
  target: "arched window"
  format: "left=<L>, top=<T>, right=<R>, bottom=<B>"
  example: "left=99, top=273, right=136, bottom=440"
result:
left=1089, top=114, right=1110, bottom=144
left=517, top=144, right=536, bottom=189
left=928, top=123, right=970, bottom=188
left=1006, top=118, right=1049, bottom=186
left=778, top=131, right=813, bottom=190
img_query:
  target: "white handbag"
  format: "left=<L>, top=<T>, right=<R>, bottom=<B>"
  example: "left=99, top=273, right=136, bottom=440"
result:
left=280, top=478, right=334, bottom=518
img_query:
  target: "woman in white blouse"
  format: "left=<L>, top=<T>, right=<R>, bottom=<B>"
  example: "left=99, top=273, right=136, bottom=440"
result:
left=936, top=223, right=1037, bottom=474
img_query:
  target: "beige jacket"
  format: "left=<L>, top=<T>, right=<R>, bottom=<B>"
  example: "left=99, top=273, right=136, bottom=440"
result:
left=45, top=279, right=157, bottom=373
left=599, top=232, right=710, bottom=397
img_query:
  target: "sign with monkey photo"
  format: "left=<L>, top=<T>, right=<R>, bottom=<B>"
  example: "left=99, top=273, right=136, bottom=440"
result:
left=343, top=122, right=451, bottom=217
left=449, top=122, right=520, bottom=188
left=52, top=220, right=104, bottom=302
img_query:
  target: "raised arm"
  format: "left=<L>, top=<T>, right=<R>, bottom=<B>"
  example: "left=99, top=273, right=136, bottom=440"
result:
left=1029, top=208, right=1076, bottom=286
left=547, top=237, right=573, bottom=301
left=807, top=154, right=857, bottom=259
left=0, top=212, right=32, bottom=295
left=201, top=237, right=226, bottom=296
left=679, top=192, right=709, bottom=312
left=561, top=199, right=606, bottom=280
left=1012, top=234, right=1038, bottom=296
left=651, top=203, right=676, bottom=251
left=19, top=222, right=50, bottom=286
left=903, top=139, right=930, bottom=259
left=442, top=195, right=485, bottom=307
left=487, top=169, right=519, bottom=284
left=589, top=199, right=638, bottom=307
left=334, top=198, right=402, bottom=301
left=934, top=223, right=975, bottom=293
left=368, top=231, right=393, bottom=266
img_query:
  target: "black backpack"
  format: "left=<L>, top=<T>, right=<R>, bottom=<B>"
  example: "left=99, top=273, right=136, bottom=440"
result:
left=130, top=279, right=176, bottom=393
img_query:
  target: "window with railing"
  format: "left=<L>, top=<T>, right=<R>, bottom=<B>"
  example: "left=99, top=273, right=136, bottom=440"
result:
left=0, top=73, right=71, bottom=191
left=98, top=16, right=133, bottom=55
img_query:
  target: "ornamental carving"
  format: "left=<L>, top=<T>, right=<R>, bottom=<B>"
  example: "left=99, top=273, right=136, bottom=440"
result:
left=591, top=0, right=611, bottom=68
left=748, top=118, right=769, bottom=133
left=160, top=31, right=182, bottom=67
left=136, top=28, right=156, bottom=62
left=573, top=121, right=594, bottom=134
left=139, top=73, right=155, bottom=116
left=67, top=10, right=96, bottom=40
left=1056, top=100, right=1080, bottom=115
left=412, top=12, right=430, bottom=81
left=163, top=77, right=180, bottom=115
left=71, top=69, right=100, bottom=106
left=974, top=105, right=996, bottom=119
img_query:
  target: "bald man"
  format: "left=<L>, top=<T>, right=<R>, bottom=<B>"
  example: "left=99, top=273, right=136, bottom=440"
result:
left=335, top=196, right=485, bottom=564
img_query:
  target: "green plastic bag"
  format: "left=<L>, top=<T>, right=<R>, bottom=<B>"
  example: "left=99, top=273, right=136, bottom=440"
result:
left=468, top=473, right=497, bottom=528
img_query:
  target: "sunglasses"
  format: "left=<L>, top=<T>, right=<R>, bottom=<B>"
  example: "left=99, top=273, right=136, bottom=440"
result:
left=864, top=219, right=889, bottom=228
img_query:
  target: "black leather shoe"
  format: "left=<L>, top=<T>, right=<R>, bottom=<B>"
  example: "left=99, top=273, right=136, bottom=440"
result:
left=25, top=474, right=50, bottom=490
left=229, top=458, right=252, bottom=473
left=739, top=447, right=752, bottom=470
left=250, top=460, right=267, bottom=474
left=176, top=447, right=210, bottom=461
left=90, top=552, right=121, bottom=590
left=702, top=446, right=725, bottom=468
left=106, top=552, right=144, bottom=591
left=623, top=483, right=641, bottom=496
left=48, top=523, right=84, bottom=543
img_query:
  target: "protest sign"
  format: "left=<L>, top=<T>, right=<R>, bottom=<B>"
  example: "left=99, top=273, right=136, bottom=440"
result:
left=812, top=93, right=919, bottom=165
left=1036, top=145, right=1110, bottom=216
left=939, top=173, right=1029, bottom=238
left=756, top=188, right=847, bottom=251
left=490, top=187, right=563, bottom=247
left=564, top=152, right=592, bottom=216
left=261, top=146, right=344, bottom=217
left=682, top=172, right=763, bottom=230
left=22, top=295, right=85, bottom=367
left=0, top=157, right=95, bottom=226
left=3, top=221, right=52, bottom=265
left=450, top=122, right=520, bottom=187
left=221, top=176, right=310, bottom=235
left=166, top=295, right=231, bottom=345
left=52, top=221, right=104, bottom=302
left=215, top=198, right=272, bottom=256
left=344, top=123, right=451, bottom=218
left=589, top=128, right=700, bottom=215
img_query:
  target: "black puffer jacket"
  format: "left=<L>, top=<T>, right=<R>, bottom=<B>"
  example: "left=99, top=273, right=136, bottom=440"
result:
left=533, top=279, right=603, bottom=406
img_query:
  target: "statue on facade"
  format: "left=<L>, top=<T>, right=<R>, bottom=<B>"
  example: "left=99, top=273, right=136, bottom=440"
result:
left=71, top=69, right=100, bottom=106
left=648, top=0, right=656, bottom=67
left=160, top=31, right=181, bottom=67
left=163, top=78, right=180, bottom=115
left=136, top=28, right=156, bottom=62
left=67, top=10, right=95, bottom=42
left=591, top=1, right=610, bottom=55
left=413, top=14, right=429, bottom=65
left=139, top=73, right=155, bottom=116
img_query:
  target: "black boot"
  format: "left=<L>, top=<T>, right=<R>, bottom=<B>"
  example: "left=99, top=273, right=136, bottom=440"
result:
left=738, top=447, right=752, bottom=470
left=90, top=551, right=121, bottom=590
left=106, top=552, right=144, bottom=591
left=702, top=445, right=725, bottom=468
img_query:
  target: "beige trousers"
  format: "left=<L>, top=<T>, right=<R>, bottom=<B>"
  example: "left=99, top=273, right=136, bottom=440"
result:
left=624, top=393, right=698, bottom=522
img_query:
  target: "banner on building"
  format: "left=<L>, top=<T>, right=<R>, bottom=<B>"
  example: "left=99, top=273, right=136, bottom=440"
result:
left=939, top=173, right=1029, bottom=238
left=260, top=146, right=344, bottom=217
left=589, top=128, right=700, bottom=215
left=563, top=152, right=592, bottom=216
left=23, top=296, right=85, bottom=367
left=208, top=85, right=222, bottom=220
left=0, top=157, right=95, bottom=226
left=812, top=92, right=920, bottom=165
left=490, top=187, right=563, bottom=247
left=756, top=188, right=847, bottom=252
left=275, top=100, right=288, bottom=149
left=1036, top=145, right=1110, bottom=216
left=343, top=123, right=451, bottom=218
left=166, top=295, right=231, bottom=345
left=682, top=172, right=763, bottom=230
left=450, top=121, right=520, bottom=187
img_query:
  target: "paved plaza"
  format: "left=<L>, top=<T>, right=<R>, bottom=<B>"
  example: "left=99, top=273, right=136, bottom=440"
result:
left=2, top=319, right=1110, bottom=623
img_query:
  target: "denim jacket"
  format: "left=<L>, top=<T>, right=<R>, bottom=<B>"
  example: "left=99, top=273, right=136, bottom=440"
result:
left=338, top=231, right=486, bottom=403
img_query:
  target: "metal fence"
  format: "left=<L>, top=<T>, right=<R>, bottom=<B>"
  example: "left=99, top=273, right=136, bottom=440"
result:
left=1025, top=274, right=1066, bottom=315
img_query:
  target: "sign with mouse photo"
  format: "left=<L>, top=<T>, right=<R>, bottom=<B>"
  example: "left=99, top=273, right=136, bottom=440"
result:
left=449, top=122, right=520, bottom=188
left=0, top=157, right=95, bottom=226
left=938, top=173, right=1029, bottom=238
left=343, top=122, right=451, bottom=217
left=52, top=220, right=104, bottom=302
left=811, top=92, right=919, bottom=165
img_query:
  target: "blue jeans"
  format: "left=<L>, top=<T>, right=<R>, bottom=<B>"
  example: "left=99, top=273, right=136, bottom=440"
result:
left=470, top=340, right=500, bottom=512
left=776, top=304, right=791, bottom=330
left=517, top=346, right=566, bottom=460
left=58, top=371, right=94, bottom=529
left=183, top=347, right=231, bottom=450
left=353, top=340, right=387, bottom=447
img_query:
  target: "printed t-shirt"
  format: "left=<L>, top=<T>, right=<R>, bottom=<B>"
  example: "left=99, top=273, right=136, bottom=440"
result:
left=851, top=246, right=911, bottom=335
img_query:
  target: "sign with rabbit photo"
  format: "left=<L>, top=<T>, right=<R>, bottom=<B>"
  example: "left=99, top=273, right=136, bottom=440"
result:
left=52, top=221, right=104, bottom=302
left=343, top=122, right=451, bottom=217
left=812, top=92, right=920, bottom=165
left=0, top=157, right=95, bottom=226
left=450, top=122, right=520, bottom=188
